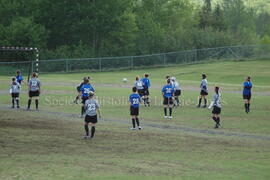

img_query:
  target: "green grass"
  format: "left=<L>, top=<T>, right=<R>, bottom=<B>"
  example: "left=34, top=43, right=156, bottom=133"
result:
left=0, top=59, right=270, bottom=179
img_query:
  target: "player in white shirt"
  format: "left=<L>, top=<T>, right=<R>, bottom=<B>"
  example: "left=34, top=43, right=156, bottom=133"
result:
left=10, top=77, right=21, bottom=108
left=208, top=86, right=222, bottom=128
left=197, top=74, right=208, bottom=108
left=171, top=77, right=181, bottom=107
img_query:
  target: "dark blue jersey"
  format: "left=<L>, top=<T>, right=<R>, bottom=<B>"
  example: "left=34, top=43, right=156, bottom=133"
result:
left=16, top=75, right=23, bottom=84
left=141, top=78, right=151, bottom=88
left=80, top=84, right=95, bottom=97
left=162, top=84, right=174, bottom=98
left=243, top=81, right=252, bottom=95
left=129, top=93, right=141, bottom=108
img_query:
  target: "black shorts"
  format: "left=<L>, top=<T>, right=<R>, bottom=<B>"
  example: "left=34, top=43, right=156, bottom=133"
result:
left=163, top=97, right=174, bottom=105
left=85, top=115, right=97, bottom=123
left=29, top=91, right=40, bottom=97
left=130, top=106, right=139, bottom=116
left=212, top=106, right=221, bottom=114
left=11, top=93, right=19, bottom=98
left=243, top=94, right=251, bottom=100
left=138, top=89, right=144, bottom=97
left=81, top=96, right=89, bottom=104
left=200, top=90, right=208, bottom=96
left=174, top=90, right=181, bottom=96
left=142, top=88, right=149, bottom=96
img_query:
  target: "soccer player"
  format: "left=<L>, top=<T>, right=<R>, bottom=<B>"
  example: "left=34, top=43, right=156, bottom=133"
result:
left=208, top=86, right=222, bottom=128
left=74, top=77, right=90, bottom=104
left=141, top=73, right=151, bottom=106
left=79, top=78, right=95, bottom=117
left=162, top=79, right=175, bottom=119
left=10, top=77, right=21, bottom=108
left=171, top=77, right=181, bottom=107
left=197, top=74, right=208, bottom=108
left=27, top=72, right=41, bottom=111
left=134, top=76, right=144, bottom=97
left=243, top=76, right=252, bottom=113
left=129, top=87, right=142, bottom=130
left=16, top=70, right=24, bottom=84
left=83, top=91, right=101, bottom=139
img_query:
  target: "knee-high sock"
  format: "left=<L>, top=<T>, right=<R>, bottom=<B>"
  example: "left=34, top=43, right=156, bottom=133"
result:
left=132, top=118, right=135, bottom=128
left=175, top=97, right=179, bottom=105
left=84, top=124, right=89, bottom=136
left=204, top=98, right=207, bottom=106
left=216, top=117, right=220, bottom=124
left=91, top=126, right=95, bottom=138
left=169, top=107, right=172, bottom=116
left=12, top=99, right=15, bottom=106
left=244, top=103, right=248, bottom=111
left=212, top=117, right=217, bottom=123
left=198, top=98, right=202, bottom=106
left=135, top=117, right=140, bottom=126
left=16, top=99, right=19, bottom=106
left=35, top=99, right=38, bottom=109
left=28, top=99, right=31, bottom=109
left=247, top=103, right=250, bottom=110
left=164, top=108, right=167, bottom=116
left=146, top=97, right=150, bottom=104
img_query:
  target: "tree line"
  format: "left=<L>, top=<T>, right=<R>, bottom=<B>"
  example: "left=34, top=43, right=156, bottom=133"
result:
left=0, top=0, right=270, bottom=61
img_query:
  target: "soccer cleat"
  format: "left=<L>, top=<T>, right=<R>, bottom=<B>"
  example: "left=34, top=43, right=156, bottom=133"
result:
left=138, top=126, right=142, bottom=130
left=17, top=106, right=20, bottom=108
left=169, top=116, right=173, bottom=119
left=130, top=127, right=136, bottom=130
left=83, top=135, right=91, bottom=139
left=164, top=116, right=168, bottom=119
left=214, top=124, right=219, bottom=129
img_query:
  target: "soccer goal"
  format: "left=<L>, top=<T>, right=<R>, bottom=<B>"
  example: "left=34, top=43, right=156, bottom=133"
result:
left=0, top=46, right=39, bottom=81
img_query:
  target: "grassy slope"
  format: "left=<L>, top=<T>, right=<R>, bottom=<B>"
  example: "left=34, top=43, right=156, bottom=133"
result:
left=0, top=59, right=270, bottom=179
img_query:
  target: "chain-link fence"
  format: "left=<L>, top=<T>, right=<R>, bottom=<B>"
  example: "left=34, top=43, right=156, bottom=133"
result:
left=1, top=44, right=269, bottom=74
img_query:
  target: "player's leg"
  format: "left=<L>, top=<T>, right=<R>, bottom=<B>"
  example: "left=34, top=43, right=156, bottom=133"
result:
left=27, top=91, right=32, bottom=110
left=34, top=95, right=39, bottom=110
left=197, top=94, right=202, bottom=107
left=244, top=97, right=249, bottom=113
left=169, top=100, right=173, bottom=118
left=90, top=123, right=96, bottom=138
left=163, top=97, right=168, bottom=118
left=135, top=114, right=141, bottom=130
left=247, top=96, right=251, bottom=112
left=84, top=122, right=90, bottom=138
left=11, top=94, right=15, bottom=108
left=16, top=95, right=20, bottom=108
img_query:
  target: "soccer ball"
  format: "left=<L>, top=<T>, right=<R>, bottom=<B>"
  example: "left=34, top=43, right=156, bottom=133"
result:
left=122, top=78, right=128, bottom=83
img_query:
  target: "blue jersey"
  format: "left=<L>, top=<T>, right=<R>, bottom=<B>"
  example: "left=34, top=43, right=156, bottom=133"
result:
left=16, top=75, right=23, bottom=84
left=80, top=84, right=95, bottom=97
left=243, top=81, right=252, bottom=95
left=162, top=84, right=174, bottom=98
left=129, top=93, right=141, bottom=108
left=141, top=78, right=151, bottom=88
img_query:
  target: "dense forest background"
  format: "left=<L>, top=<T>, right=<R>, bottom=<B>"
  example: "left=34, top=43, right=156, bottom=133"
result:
left=0, top=0, right=270, bottom=61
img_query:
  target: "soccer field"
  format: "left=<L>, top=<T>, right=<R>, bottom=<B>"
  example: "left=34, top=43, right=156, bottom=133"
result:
left=0, top=59, right=270, bottom=180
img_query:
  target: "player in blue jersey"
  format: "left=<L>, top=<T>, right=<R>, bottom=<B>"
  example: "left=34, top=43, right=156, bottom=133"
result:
left=129, top=87, right=142, bottom=130
left=243, top=76, right=252, bottom=113
left=74, top=77, right=90, bottom=104
left=16, top=70, right=24, bottom=84
left=141, top=73, right=151, bottom=107
left=79, top=78, right=95, bottom=117
left=162, top=79, right=175, bottom=119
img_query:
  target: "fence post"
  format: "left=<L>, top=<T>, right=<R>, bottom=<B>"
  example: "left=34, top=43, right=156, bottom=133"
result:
left=65, top=60, right=68, bottom=72
left=130, top=56, right=134, bottom=70
left=31, top=61, right=34, bottom=72
left=99, top=59, right=102, bottom=72
left=163, top=54, right=166, bottom=67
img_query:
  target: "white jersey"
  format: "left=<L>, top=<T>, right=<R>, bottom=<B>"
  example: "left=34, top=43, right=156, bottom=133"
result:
left=212, top=93, right=221, bottom=108
left=200, top=79, right=208, bottom=91
left=173, top=81, right=181, bottom=90
left=10, top=82, right=21, bottom=93
left=134, top=80, right=144, bottom=90
left=29, top=78, right=41, bottom=91
left=85, top=99, right=100, bottom=116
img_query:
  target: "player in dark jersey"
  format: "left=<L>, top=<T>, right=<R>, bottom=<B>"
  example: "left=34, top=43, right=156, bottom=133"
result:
left=79, top=78, right=95, bottom=117
left=74, top=77, right=90, bottom=104
left=129, top=87, right=142, bottom=130
left=243, top=76, right=252, bottom=113
left=16, top=70, right=24, bottom=85
left=27, top=72, right=41, bottom=111
left=208, top=87, right=222, bottom=128
left=141, top=73, right=151, bottom=106
left=197, top=74, right=208, bottom=108
left=83, top=91, right=101, bottom=139
left=10, top=77, right=21, bottom=108
left=162, top=79, right=175, bottom=119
